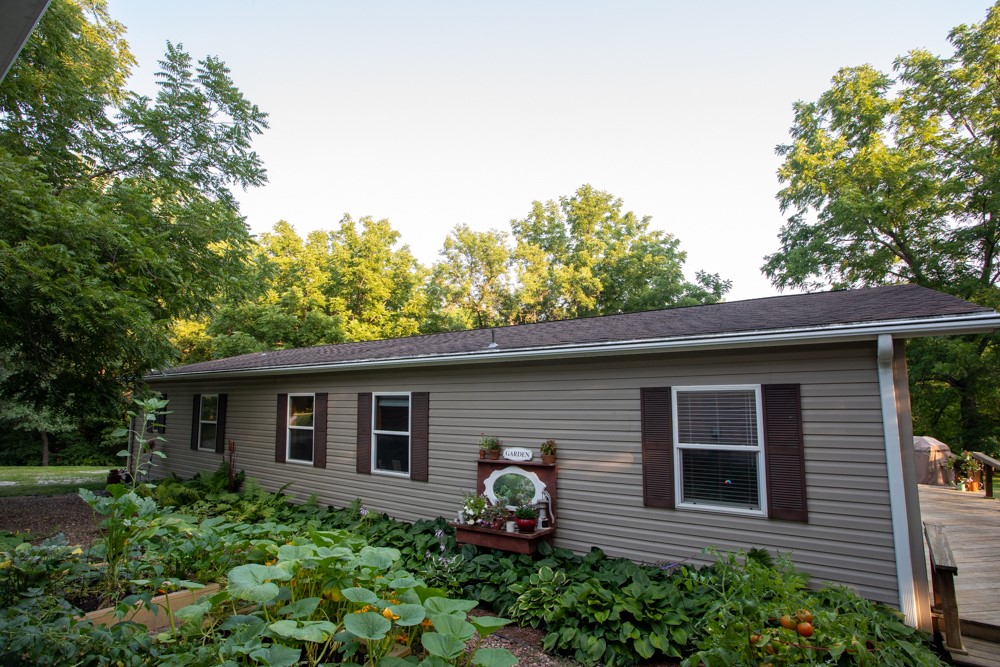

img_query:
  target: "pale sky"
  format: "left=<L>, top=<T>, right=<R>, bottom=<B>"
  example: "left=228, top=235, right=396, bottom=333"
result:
left=108, top=1, right=994, bottom=301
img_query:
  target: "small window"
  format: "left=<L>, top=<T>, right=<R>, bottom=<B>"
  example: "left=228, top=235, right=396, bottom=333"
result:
left=287, top=394, right=315, bottom=463
left=373, top=394, right=410, bottom=475
left=198, top=395, right=218, bottom=451
left=673, top=386, right=765, bottom=514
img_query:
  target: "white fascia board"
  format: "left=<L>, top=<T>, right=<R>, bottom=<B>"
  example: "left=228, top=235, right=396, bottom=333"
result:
left=146, top=311, right=1000, bottom=382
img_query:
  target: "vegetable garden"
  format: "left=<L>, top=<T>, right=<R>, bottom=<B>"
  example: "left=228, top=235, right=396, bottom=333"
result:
left=0, top=463, right=948, bottom=667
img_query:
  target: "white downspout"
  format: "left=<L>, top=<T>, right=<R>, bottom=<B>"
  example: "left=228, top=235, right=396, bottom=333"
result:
left=877, top=334, right=918, bottom=625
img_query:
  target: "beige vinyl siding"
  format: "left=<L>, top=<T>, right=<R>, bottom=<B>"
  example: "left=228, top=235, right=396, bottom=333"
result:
left=148, top=340, right=899, bottom=605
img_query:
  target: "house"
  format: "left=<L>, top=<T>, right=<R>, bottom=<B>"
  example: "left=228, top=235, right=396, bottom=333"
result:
left=144, top=284, right=1000, bottom=630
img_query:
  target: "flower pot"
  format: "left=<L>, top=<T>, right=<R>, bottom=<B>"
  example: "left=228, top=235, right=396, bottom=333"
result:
left=479, top=449, right=486, bottom=459
left=541, top=454, right=556, bottom=465
left=488, top=450, right=500, bottom=460
left=515, top=518, right=537, bottom=533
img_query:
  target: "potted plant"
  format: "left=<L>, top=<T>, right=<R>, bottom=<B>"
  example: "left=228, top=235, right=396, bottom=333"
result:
left=461, top=491, right=488, bottom=524
left=480, top=502, right=506, bottom=530
left=513, top=504, right=538, bottom=533
left=480, top=435, right=502, bottom=460
left=540, top=439, right=557, bottom=464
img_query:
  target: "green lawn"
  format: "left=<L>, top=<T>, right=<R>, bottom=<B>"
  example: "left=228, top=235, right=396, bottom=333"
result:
left=0, top=466, right=109, bottom=497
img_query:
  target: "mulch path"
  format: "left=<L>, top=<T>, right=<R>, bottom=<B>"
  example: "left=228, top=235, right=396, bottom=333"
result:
left=0, top=492, right=100, bottom=547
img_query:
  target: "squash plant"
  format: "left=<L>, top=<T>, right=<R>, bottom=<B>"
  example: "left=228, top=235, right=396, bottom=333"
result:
left=152, top=527, right=517, bottom=667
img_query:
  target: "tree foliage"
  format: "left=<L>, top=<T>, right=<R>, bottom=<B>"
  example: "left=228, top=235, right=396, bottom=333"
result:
left=0, top=0, right=267, bottom=459
left=764, top=3, right=1000, bottom=451
left=427, top=225, right=515, bottom=330
left=511, top=184, right=729, bottom=322
left=181, top=217, right=428, bottom=362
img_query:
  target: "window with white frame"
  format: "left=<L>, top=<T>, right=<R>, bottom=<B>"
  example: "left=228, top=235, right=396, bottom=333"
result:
left=287, top=394, right=315, bottom=463
left=198, top=395, right=218, bottom=451
left=673, top=386, right=765, bottom=513
left=373, top=394, right=410, bottom=475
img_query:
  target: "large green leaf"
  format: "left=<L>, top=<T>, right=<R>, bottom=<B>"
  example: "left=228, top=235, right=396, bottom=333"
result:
left=633, top=636, right=654, bottom=659
left=248, top=642, right=302, bottom=667
left=342, top=587, right=379, bottom=605
left=420, top=632, right=466, bottom=660
left=173, top=599, right=211, bottom=627
left=359, top=546, right=400, bottom=569
left=472, top=648, right=518, bottom=667
left=468, top=616, right=510, bottom=639
left=278, top=597, right=321, bottom=619
left=277, top=544, right=317, bottom=561
left=388, top=603, right=426, bottom=627
left=227, top=564, right=289, bottom=603
left=423, top=597, right=477, bottom=615
left=268, top=619, right=338, bottom=643
left=344, top=612, right=391, bottom=641
left=387, top=575, right=420, bottom=590
left=427, top=614, right=475, bottom=642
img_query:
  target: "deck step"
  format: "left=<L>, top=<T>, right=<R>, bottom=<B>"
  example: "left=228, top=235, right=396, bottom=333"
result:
left=949, top=635, right=1000, bottom=667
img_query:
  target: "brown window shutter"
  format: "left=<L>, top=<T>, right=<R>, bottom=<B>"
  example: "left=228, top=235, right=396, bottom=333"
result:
left=763, top=384, right=808, bottom=522
left=313, top=393, right=328, bottom=469
left=641, top=387, right=674, bottom=508
left=190, top=394, right=201, bottom=450
left=357, top=393, right=372, bottom=474
left=410, top=392, right=429, bottom=482
left=275, top=394, right=288, bottom=463
left=214, top=394, right=228, bottom=454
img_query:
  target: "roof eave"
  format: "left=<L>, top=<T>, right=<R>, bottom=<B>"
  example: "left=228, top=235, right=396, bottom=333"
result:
left=145, top=311, right=1000, bottom=382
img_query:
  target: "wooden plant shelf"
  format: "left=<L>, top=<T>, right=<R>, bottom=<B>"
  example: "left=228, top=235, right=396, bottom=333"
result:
left=452, top=523, right=555, bottom=555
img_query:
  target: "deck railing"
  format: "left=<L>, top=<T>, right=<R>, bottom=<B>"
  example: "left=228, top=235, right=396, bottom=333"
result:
left=971, top=452, right=1000, bottom=498
left=924, top=523, right=966, bottom=654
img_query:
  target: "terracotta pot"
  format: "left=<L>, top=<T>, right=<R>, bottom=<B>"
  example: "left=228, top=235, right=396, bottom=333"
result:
left=541, top=454, right=556, bottom=465
left=479, top=449, right=486, bottom=459
left=515, top=518, right=537, bottom=533
left=488, top=450, right=500, bottom=460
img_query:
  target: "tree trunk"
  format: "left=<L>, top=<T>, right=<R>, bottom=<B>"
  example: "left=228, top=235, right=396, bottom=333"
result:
left=40, top=431, right=49, bottom=467
left=958, top=387, right=986, bottom=451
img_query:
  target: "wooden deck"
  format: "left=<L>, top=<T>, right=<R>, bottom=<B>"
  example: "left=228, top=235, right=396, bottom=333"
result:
left=918, top=484, right=1000, bottom=665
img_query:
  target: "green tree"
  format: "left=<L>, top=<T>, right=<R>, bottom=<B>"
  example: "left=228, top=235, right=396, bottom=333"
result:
left=0, top=0, right=268, bottom=460
left=764, top=3, right=1000, bottom=451
left=326, top=215, right=428, bottom=341
left=511, top=184, right=729, bottom=322
left=202, top=221, right=343, bottom=357
left=427, top=224, right=516, bottom=329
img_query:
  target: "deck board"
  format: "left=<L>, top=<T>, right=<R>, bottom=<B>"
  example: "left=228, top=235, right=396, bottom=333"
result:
left=918, top=484, right=1000, bottom=666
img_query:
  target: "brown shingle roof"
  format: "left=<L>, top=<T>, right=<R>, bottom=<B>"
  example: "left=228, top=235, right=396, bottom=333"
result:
left=150, top=285, right=995, bottom=378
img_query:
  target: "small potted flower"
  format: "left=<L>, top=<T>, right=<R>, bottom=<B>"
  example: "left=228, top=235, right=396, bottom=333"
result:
left=540, top=439, right=557, bottom=464
left=480, top=502, right=506, bottom=530
left=461, top=491, right=488, bottom=524
left=513, top=504, right=538, bottom=533
left=480, top=435, right=503, bottom=460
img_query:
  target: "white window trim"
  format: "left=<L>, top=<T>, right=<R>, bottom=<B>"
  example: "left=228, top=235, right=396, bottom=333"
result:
left=286, top=393, right=316, bottom=464
left=371, top=391, right=412, bottom=478
left=197, top=394, right=218, bottom=452
left=672, top=384, right=767, bottom=517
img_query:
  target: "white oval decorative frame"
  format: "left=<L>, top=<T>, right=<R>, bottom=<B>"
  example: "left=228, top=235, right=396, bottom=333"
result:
left=483, top=465, right=547, bottom=508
